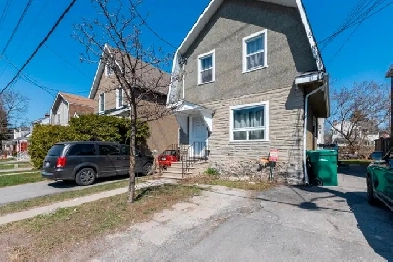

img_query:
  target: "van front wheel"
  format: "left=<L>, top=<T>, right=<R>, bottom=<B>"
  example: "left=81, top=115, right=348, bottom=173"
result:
left=75, top=168, right=96, bottom=186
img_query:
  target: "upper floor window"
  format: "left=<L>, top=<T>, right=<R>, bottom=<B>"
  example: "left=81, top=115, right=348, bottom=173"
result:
left=99, top=93, right=105, bottom=113
left=242, top=30, right=267, bottom=73
left=230, top=101, right=269, bottom=141
left=198, top=49, right=215, bottom=85
left=116, top=88, right=123, bottom=109
left=57, top=113, right=60, bottom=124
left=105, top=64, right=114, bottom=77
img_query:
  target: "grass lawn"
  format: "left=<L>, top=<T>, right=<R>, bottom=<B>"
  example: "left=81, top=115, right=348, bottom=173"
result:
left=0, top=179, right=130, bottom=215
left=0, top=172, right=44, bottom=188
left=339, top=160, right=372, bottom=165
left=0, top=164, right=15, bottom=170
left=0, top=162, right=32, bottom=170
left=0, top=184, right=201, bottom=260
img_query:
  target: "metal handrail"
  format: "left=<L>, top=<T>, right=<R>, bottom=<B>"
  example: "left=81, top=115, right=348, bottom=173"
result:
left=180, top=142, right=209, bottom=178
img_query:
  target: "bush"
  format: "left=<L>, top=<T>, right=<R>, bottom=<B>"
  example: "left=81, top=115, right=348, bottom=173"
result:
left=29, top=114, right=150, bottom=169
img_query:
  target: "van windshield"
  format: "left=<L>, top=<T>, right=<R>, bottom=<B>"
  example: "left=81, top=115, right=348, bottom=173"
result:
left=47, top=144, right=65, bottom=156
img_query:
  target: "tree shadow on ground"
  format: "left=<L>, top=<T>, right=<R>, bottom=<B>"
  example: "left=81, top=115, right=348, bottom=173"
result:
left=337, top=165, right=368, bottom=178
left=295, top=186, right=393, bottom=261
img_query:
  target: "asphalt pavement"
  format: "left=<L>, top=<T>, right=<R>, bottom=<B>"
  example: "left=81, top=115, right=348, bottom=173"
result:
left=65, top=166, right=393, bottom=261
left=0, top=176, right=128, bottom=205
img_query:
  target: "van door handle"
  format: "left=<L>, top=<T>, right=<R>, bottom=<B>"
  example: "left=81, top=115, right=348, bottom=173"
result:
left=115, top=157, right=121, bottom=160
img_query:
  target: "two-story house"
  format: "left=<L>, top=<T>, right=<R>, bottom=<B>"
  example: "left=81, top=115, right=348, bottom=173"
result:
left=166, top=0, right=330, bottom=184
left=88, top=44, right=179, bottom=154
left=50, top=92, right=95, bottom=126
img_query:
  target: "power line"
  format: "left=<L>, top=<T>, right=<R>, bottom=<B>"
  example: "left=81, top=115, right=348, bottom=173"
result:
left=129, top=1, right=177, bottom=50
left=12, top=0, right=50, bottom=53
left=327, top=22, right=363, bottom=65
left=319, top=0, right=391, bottom=50
left=1, top=0, right=33, bottom=55
left=44, top=43, right=91, bottom=79
left=3, top=55, right=58, bottom=96
left=0, top=0, right=78, bottom=96
left=0, top=0, right=11, bottom=32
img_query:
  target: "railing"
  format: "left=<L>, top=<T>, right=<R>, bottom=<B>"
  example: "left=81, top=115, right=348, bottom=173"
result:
left=181, top=142, right=209, bottom=178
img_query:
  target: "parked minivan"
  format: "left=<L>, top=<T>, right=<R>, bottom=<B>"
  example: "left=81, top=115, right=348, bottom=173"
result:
left=41, top=141, right=154, bottom=186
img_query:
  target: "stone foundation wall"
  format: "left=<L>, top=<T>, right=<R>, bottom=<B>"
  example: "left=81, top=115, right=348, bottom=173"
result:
left=209, top=159, right=304, bottom=185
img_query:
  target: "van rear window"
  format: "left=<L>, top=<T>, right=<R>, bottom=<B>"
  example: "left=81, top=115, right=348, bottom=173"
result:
left=47, top=144, right=65, bottom=156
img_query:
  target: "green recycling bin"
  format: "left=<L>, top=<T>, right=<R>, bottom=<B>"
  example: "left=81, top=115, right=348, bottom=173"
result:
left=307, top=149, right=338, bottom=186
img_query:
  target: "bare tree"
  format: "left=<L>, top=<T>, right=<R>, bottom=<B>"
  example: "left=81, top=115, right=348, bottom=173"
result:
left=0, top=89, right=29, bottom=139
left=327, top=81, right=389, bottom=152
left=73, top=0, right=173, bottom=203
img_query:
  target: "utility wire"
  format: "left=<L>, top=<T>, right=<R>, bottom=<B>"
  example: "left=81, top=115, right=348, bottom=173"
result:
left=2, top=55, right=58, bottom=96
left=44, top=43, right=91, bottom=79
left=319, top=0, right=391, bottom=50
left=129, top=1, right=177, bottom=50
left=1, top=0, right=33, bottom=55
left=327, top=22, right=363, bottom=65
left=0, top=0, right=11, bottom=33
left=0, top=0, right=78, bottom=95
left=0, top=0, right=50, bottom=79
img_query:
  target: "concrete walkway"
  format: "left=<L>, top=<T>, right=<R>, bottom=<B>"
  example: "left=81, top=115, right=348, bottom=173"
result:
left=0, top=167, right=33, bottom=173
left=0, top=178, right=176, bottom=225
left=0, top=171, right=37, bottom=177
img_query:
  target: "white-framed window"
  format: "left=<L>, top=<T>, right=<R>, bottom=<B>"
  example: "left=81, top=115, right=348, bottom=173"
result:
left=57, top=113, right=60, bottom=124
left=229, top=101, right=269, bottom=141
left=105, top=64, right=114, bottom=77
left=99, top=93, right=105, bottom=113
left=242, top=30, right=267, bottom=73
left=197, top=49, right=215, bottom=85
left=116, top=88, right=123, bottom=109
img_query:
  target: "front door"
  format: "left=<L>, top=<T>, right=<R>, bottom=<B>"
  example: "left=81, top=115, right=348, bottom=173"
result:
left=190, top=116, right=208, bottom=158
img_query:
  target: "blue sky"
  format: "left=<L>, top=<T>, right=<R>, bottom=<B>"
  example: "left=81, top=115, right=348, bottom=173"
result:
left=0, top=0, right=392, bottom=125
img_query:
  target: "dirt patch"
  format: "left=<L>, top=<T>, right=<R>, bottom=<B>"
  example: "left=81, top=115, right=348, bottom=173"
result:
left=0, top=184, right=201, bottom=261
left=182, top=174, right=276, bottom=191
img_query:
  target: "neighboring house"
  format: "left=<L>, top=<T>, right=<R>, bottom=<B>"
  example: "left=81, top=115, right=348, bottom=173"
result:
left=50, top=92, right=95, bottom=126
left=88, top=44, right=179, bottom=154
left=2, top=126, right=30, bottom=156
left=331, top=121, right=378, bottom=147
left=32, top=113, right=51, bottom=126
left=166, top=0, right=330, bottom=184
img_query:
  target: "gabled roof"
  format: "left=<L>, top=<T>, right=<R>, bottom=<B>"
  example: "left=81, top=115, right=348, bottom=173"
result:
left=88, top=44, right=170, bottom=99
left=176, top=0, right=324, bottom=71
left=59, top=92, right=95, bottom=107
left=51, top=92, right=95, bottom=115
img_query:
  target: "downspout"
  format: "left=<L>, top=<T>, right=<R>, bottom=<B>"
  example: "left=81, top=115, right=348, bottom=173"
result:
left=182, top=62, right=185, bottom=100
left=303, top=85, right=325, bottom=185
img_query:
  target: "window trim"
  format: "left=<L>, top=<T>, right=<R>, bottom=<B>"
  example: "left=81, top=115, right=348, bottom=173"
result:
left=197, top=49, right=215, bottom=85
left=116, top=88, right=123, bottom=109
left=229, top=101, right=270, bottom=142
left=242, top=29, right=268, bottom=73
left=99, top=93, right=105, bottom=113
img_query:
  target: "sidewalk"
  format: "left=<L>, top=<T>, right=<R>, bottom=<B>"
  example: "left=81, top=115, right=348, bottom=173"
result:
left=0, top=171, right=37, bottom=177
left=0, top=178, right=176, bottom=225
left=0, top=167, right=33, bottom=174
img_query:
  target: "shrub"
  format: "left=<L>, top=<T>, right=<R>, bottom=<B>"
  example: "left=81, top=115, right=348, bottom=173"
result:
left=29, top=114, right=150, bottom=169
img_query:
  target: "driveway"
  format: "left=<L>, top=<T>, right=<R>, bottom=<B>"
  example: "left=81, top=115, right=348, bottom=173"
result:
left=60, top=169, right=393, bottom=261
left=0, top=176, right=128, bottom=206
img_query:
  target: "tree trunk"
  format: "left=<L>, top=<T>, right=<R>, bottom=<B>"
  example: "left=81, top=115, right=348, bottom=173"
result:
left=128, top=94, right=138, bottom=203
